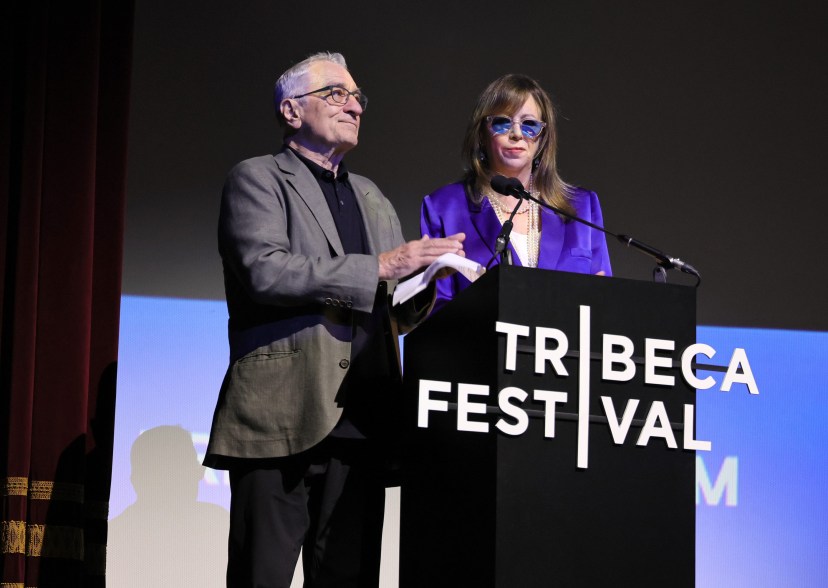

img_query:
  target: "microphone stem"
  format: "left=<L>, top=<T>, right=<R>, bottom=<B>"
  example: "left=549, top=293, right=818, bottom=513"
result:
left=510, top=185, right=700, bottom=284
left=487, top=195, right=524, bottom=269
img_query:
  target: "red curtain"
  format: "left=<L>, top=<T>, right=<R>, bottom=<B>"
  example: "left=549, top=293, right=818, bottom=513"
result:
left=1, top=1, right=134, bottom=586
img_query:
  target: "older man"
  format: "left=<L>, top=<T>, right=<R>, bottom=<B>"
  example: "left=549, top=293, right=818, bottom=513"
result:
left=204, top=52, right=464, bottom=587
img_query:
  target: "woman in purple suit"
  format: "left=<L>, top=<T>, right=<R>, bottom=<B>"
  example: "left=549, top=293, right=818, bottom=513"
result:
left=421, top=74, right=611, bottom=312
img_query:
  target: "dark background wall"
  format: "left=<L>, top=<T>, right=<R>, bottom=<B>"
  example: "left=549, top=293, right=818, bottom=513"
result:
left=122, top=0, right=828, bottom=331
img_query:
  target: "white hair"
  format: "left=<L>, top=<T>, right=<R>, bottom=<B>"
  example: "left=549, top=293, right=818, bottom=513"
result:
left=273, top=51, right=348, bottom=120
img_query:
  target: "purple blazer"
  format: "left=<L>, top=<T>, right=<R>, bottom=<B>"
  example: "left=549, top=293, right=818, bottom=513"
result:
left=420, top=181, right=612, bottom=312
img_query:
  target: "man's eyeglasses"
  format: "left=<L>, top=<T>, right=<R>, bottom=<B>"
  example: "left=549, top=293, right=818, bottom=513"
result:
left=292, top=85, right=368, bottom=110
left=485, top=115, right=546, bottom=140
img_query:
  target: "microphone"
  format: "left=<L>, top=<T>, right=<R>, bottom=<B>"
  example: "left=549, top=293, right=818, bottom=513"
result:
left=490, top=175, right=524, bottom=198
left=616, top=235, right=699, bottom=277
left=487, top=176, right=526, bottom=268
left=489, top=175, right=701, bottom=282
left=493, top=219, right=514, bottom=259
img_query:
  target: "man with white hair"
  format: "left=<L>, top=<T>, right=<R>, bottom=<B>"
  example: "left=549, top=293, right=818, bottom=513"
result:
left=204, top=52, right=465, bottom=587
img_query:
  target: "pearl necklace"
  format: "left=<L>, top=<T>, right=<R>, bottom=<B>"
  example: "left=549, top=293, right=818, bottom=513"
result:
left=486, top=193, right=531, bottom=214
left=483, top=176, right=541, bottom=268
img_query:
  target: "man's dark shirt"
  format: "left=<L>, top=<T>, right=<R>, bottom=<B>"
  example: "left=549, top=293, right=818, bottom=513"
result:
left=290, top=147, right=381, bottom=439
left=290, top=147, right=368, bottom=255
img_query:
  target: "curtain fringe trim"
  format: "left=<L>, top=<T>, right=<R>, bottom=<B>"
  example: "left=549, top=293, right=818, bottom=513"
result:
left=2, top=478, right=85, bottom=503
left=1, top=522, right=85, bottom=560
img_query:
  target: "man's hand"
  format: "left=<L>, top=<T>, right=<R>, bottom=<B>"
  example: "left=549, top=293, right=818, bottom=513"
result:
left=378, top=233, right=465, bottom=281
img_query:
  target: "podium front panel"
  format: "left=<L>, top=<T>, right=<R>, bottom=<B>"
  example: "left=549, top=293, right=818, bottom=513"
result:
left=401, top=266, right=696, bottom=588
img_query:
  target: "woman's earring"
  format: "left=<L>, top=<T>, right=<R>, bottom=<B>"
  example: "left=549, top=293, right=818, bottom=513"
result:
left=532, top=156, right=540, bottom=170
left=478, top=149, right=487, bottom=162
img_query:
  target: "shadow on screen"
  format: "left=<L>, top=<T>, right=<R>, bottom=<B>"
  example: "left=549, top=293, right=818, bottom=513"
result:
left=107, top=425, right=229, bottom=586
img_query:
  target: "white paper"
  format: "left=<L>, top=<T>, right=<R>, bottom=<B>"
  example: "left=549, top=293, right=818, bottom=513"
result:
left=392, top=253, right=485, bottom=306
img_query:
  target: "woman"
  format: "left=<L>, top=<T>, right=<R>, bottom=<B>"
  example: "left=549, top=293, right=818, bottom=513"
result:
left=421, top=74, right=611, bottom=312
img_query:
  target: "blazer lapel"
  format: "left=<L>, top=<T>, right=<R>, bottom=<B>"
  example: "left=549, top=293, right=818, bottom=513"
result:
left=470, top=196, right=524, bottom=267
left=537, top=205, right=565, bottom=269
left=350, top=175, right=383, bottom=255
left=274, top=149, right=344, bottom=257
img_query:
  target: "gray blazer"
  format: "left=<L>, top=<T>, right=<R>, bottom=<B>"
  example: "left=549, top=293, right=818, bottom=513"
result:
left=204, top=148, right=427, bottom=467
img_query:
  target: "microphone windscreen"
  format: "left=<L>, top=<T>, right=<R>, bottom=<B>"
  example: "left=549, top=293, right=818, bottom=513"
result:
left=490, top=175, right=524, bottom=196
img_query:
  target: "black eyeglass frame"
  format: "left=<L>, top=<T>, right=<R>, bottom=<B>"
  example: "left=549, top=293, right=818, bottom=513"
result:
left=291, top=85, right=368, bottom=110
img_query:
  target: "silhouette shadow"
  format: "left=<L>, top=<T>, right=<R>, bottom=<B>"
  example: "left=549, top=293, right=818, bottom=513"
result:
left=107, top=425, right=228, bottom=586
left=37, top=362, right=118, bottom=587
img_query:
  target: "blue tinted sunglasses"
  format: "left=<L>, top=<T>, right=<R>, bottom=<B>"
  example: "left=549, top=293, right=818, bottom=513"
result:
left=485, top=115, right=547, bottom=140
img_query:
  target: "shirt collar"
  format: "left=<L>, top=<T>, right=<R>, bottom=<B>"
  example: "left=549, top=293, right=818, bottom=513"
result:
left=288, top=146, right=349, bottom=182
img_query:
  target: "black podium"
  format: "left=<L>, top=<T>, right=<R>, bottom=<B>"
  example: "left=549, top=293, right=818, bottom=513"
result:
left=400, top=266, right=697, bottom=587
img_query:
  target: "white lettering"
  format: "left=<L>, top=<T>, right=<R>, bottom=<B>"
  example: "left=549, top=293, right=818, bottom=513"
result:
left=601, top=396, right=640, bottom=445
left=721, top=348, right=759, bottom=394
left=496, top=321, right=530, bottom=372
left=495, top=387, right=529, bottom=436
left=681, top=343, right=716, bottom=390
left=418, top=379, right=451, bottom=428
left=577, top=306, right=592, bottom=469
left=534, top=390, right=568, bottom=438
left=602, top=334, right=635, bottom=382
left=697, top=456, right=738, bottom=506
left=534, top=327, right=569, bottom=376
left=683, top=404, right=711, bottom=451
left=644, top=338, right=675, bottom=386
left=637, top=400, right=677, bottom=448
left=458, top=383, right=489, bottom=433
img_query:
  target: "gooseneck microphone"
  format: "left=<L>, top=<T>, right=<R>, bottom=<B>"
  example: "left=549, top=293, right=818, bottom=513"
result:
left=490, top=175, right=524, bottom=198
left=490, top=184, right=524, bottom=268
left=489, top=175, right=700, bottom=283
left=614, top=235, right=699, bottom=276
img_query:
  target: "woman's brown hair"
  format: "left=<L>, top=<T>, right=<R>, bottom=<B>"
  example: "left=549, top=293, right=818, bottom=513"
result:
left=461, top=74, right=575, bottom=218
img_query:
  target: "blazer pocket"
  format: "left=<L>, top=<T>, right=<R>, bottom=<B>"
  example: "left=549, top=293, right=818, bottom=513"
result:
left=567, top=247, right=593, bottom=274
left=226, top=349, right=306, bottom=439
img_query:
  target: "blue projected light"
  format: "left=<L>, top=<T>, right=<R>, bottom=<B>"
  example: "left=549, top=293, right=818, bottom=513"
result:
left=695, top=327, right=828, bottom=588
left=112, top=296, right=230, bottom=516
left=112, top=297, right=828, bottom=585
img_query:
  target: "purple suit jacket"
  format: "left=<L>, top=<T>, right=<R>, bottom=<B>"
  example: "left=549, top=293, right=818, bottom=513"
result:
left=420, top=181, right=612, bottom=312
